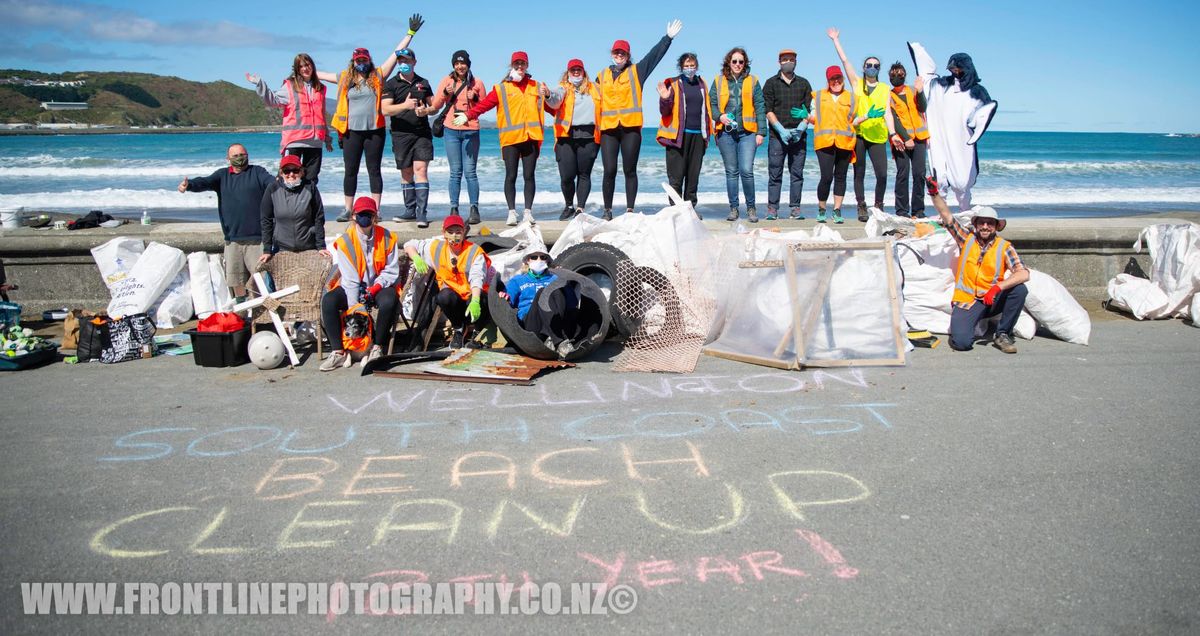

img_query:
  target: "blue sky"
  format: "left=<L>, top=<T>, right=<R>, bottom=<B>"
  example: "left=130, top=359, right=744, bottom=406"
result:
left=4, top=0, right=1198, bottom=133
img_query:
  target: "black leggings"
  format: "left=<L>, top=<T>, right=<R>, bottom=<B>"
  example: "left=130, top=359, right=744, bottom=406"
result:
left=853, top=136, right=888, bottom=207
left=341, top=128, right=385, bottom=198
left=435, top=287, right=489, bottom=330
left=502, top=140, right=540, bottom=211
left=600, top=126, right=642, bottom=211
left=555, top=136, right=599, bottom=208
left=816, top=146, right=853, bottom=202
left=320, top=286, right=399, bottom=351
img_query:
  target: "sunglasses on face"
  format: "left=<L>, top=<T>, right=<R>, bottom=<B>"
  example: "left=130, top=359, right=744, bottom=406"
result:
left=730, top=59, right=745, bottom=65
left=526, top=255, right=548, bottom=262
left=282, top=168, right=302, bottom=175
left=865, top=62, right=881, bottom=69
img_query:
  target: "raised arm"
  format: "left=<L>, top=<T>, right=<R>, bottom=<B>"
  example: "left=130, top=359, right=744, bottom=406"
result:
left=247, top=74, right=286, bottom=108
left=634, top=20, right=682, bottom=85
left=827, top=28, right=859, bottom=88
left=378, top=14, right=424, bottom=79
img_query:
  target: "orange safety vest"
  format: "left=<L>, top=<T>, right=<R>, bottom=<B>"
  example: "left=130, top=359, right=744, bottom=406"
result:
left=891, top=84, right=929, bottom=142
left=341, top=303, right=374, bottom=353
left=279, top=80, right=328, bottom=153
left=952, top=234, right=1012, bottom=306
left=553, top=82, right=602, bottom=144
left=656, top=76, right=713, bottom=144
left=713, top=74, right=758, bottom=133
left=597, top=64, right=642, bottom=130
left=432, top=239, right=491, bottom=300
left=329, top=225, right=398, bottom=290
left=495, top=79, right=546, bottom=147
left=331, top=69, right=385, bottom=135
left=813, top=88, right=857, bottom=152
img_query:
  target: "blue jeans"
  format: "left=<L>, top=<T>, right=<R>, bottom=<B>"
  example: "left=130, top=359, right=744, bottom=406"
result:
left=443, top=128, right=480, bottom=208
left=716, top=130, right=758, bottom=209
left=949, top=284, right=1028, bottom=350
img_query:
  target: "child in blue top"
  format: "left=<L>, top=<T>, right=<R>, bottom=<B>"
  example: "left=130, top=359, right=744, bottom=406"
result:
left=503, top=251, right=557, bottom=323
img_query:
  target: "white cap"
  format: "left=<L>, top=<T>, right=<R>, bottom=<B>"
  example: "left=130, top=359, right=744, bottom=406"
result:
left=970, top=206, right=1006, bottom=231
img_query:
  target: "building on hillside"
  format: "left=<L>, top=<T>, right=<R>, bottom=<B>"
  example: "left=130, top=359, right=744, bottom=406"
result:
left=40, top=102, right=89, bottom=111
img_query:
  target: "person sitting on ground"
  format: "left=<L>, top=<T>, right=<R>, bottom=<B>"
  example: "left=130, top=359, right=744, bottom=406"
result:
left=930, top=177, right=1028, bottom=353
left=320, top=197, right=401, bottom=371
left=403, top=214, right=492, bottom=349
left=500, top=251, right=581, bottom=357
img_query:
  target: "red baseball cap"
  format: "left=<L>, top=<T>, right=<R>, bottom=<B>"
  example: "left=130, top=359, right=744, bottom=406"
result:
left=280, top=155, right=302, bottom=170
left=567, top=58, right=585, bottom=71
left=443, top=214, right=466, bottom=231
left=826, top=65, right=844, bottom=81
left=511, top=51, right=528, bottom=64
left=352, top=197, right=378, bottom=214
left=611, top=39, right=630, bottom=54
left=352, top=47, right=371, bottom=61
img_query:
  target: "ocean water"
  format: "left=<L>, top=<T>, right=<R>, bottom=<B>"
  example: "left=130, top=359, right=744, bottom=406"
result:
left=0, top=130, right=1197, bottom=222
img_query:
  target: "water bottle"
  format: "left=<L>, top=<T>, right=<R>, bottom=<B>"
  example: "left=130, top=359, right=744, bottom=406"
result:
left=141, top=208, right=151, bottom=226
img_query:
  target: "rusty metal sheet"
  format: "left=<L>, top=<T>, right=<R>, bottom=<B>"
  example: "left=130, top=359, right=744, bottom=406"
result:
left=372, top=349, right=573, bottom=384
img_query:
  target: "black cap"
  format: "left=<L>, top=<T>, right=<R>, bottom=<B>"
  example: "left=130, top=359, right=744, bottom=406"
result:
left=451, top=50, right=471, bottom=67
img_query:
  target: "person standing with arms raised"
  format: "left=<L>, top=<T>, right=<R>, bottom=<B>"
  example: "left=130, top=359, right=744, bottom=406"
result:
left=656, top=52, right=712, bottom=213
left=550, top=59, right=601, bottom=221
left=381, top=47, right=435, bottom=228
left=596, top=19, right=684, bottom=220
left=762, top=48, right=812, bottom=221
left=429, top=50, right=486, bottom=225
left=245, top=54, right=332, bottom=185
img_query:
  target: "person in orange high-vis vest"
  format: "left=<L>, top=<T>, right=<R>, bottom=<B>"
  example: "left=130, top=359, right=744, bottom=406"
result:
left=314, top=15, right=423, bottom=222
left=320, top=197, right=403, bottom=371
left=462, top=51, right=560, bottom=227
left=551, top=59, right=602, bottom=220
left=655, top=52, right=711, bottom=211
left=887, top=62, right=929, bottom=218
left=403, top=214, right=493, bottom=349
left=808, top=65, right=857, bottom=224
left=595, top=19, right=683, bottom=220
left=710, top=47, right=767, bottom=222
left=246, top=53, right=332, bottom=185
left=930, top=181, right=1028, bottom=354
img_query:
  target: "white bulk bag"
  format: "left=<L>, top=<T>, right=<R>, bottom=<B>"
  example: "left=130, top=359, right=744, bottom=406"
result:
left=1023, top=269, right=1090, bottom=345
left=106, top=242, right=186, bottom=317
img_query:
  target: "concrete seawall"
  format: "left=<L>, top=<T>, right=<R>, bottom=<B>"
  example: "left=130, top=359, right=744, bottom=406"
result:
left=2, top=214, right=1197, bottom=315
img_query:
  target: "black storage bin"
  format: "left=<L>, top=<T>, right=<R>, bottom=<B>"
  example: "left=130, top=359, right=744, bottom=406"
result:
left=185, top=326, right=251, bottom=367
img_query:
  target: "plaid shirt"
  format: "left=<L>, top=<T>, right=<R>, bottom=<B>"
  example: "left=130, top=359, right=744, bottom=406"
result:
left=946, top=217, right=1023, bottom=308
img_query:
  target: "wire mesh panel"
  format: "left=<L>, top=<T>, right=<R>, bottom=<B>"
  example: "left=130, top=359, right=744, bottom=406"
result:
left=612, top=260, right=717, bottom=374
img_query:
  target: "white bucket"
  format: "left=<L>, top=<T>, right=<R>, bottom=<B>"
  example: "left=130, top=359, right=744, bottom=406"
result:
left=0, top=207, right=21, bottom=229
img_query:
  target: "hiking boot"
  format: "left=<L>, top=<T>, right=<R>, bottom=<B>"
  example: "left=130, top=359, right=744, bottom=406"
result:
left=726, top=207, right=739, bottom=222
left=789, top=208, right=805, bottom=220
left=832, top=209, right=844, bottom=224
left=816, top=208, right=827, bottom=223
left=450, top=329, right=465, bottom=349
left=467, top=205, right=481, bottom=225
left=747, top=207, right=759, bottom=223
left=361, top=344, right=383, bottom=368
left=416, top=211, right=429, bottom=229
left=856, top=201, right=868, bottom=222
left=336, top=209, right=351, bottom=222
left=559, top=205, right=575, bottom=221
left=393, top=211, right=417, bottom=222
left=506, top=210, right=518, bottom=226
left=522, top=210, right=536, bottom=225
left=912, top=210, right=927, bottom=219
left=765, top=208, right=779, bottom=221
left=994, top=332, right=1018, bottom=354
left=602, top=209, right=613, bottom=221
left=319, top=350, right=352, bottom=372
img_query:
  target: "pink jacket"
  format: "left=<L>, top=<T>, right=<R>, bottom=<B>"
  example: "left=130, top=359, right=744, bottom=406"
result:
left=429, top=74, right=487, bottom=131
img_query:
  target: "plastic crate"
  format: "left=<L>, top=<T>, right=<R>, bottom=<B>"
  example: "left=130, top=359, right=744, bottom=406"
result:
left=0, top=346, right=59, bottom=371
left=185, top=326, right=251, bottom=367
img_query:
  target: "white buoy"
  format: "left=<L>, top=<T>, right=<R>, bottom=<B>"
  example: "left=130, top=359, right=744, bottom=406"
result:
left=248, top=331, right=286, bottom=369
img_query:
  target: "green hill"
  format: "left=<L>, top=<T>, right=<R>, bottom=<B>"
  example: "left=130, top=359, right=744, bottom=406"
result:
left=0, top=70, right=281, bottom=127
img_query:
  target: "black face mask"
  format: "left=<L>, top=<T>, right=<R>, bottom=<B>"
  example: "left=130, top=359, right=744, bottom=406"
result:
left=890, top=75, right=906, bottom=87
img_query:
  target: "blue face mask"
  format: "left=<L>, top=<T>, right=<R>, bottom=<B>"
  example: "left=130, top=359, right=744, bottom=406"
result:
left=354, top=213, right=373, bottom=228
left=864, top=67, right=880, bottom=79
left=354, top=63, right=369, bottom=73
left=398, top=63, right=412, bottom=75
left=682, top=68, right=696, bottom=79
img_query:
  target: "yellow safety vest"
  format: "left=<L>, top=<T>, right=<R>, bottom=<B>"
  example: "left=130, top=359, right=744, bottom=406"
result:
left=597, top=65, right=643, bottom=130
left=714, top=74, right=758, bottom=133
left=853, top=79, right=890, bottom=144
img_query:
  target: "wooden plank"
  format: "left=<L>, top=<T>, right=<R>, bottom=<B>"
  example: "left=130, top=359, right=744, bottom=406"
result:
left=371, top=371, right=533, bottom=385
left=882, top=241, right=908, bottom=363
left=702, top=348, right=795, bottom=370
left=801, top=356, right=906, bottom=368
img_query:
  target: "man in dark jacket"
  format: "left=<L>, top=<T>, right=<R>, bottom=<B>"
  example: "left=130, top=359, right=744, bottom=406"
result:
left=177, top=143, right=274, bottom=299
left=259, top=155, right=329, bottom=262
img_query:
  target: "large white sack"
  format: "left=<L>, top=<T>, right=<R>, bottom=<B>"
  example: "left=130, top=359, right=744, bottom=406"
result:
left=1013, top=310, right=1037, bottom=340
left=90, top=237, right=145, bottom=291
left=1023, top=269, right=1091, bottom=345
left=863, top=206, right=972, bottom=238
left=187, top=251, right=217, bottom=319
left=894, top=232, right=957, bottom=333
left=1106, top=273, right=1171, bottom=320
left=147, top=267, right=194, bottom=328
left=208, top=254, right=234, bottom=311
left=1135, top=223, right=1200, bottom=317
left=1191, top=293, right=1200, bottom=328
left=107, top=242, right=186, bottom=317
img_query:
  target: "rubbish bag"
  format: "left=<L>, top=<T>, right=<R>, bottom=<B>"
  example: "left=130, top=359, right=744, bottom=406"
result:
left=188, top=251, right=217, bottom=319
left=147, top=267, right=194, bottom=329
left=1135, top=223, right=1200, bottom=317
left=1106, top=273, right=1170, bottom=320
left=1023, top=269, right=1090, bottom=345
left=106, top=242, right=186, bottom=317
left=90, top=237, right=144, bottom=290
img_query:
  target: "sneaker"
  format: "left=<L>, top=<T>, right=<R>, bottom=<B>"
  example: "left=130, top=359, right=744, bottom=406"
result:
left=816, top=209, right=827, bottom=223
left=467, top=205, right=481, bottom=225
left=555, top=339, right=576, bottom=358
left=912, top=210, right=927, bottom=219
left=765, top=209, right=778, bottom=221
left=625, top=207, right=635, bottom=217
left=747, top=207, right=759, bottom=223
left=993, top=332, right=1018, bottom=354
left=559, top=205, right=574, bottom=221
left=361, top=344, right=383, bottom=368
left=319, top=350, right=352, bottom=372
left=602, top=209, right=613, bottom=221
left=416, top=213, right=429, bottom=229
left=450, top=329, right=464, bottom=349
left=789, top=208, right=805, bottom=220
left=726, top=207, right=739, bottom=222
left=522, top=210, right=536, bottom=225
left=393, top=211, right=417, bottom=222
left=506, top=210, right=518, bottom=226
left=449, top=206, right=459, bottom=217
left=856, top=202, right=868, bottom=223
left=833, top=209, right=844, bottom=224
left=336, top=210, right=351, bottom=222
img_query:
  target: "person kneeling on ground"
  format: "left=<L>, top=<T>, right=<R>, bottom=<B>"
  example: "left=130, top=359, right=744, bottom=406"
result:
left=403, top=214, right=492, bottom=348
left=320, top=197, right=401, bottom=370
left=500, top=251, right=581, bottom=357
left=930, top=177, right=1028, bottom=353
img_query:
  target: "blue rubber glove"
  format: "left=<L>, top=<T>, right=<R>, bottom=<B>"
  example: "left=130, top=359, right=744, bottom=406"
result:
left=790, top=106, right=809, bottom=120
left=771, top=121, right=789, bottom=140
left=865, top=105, right=885, bottom=119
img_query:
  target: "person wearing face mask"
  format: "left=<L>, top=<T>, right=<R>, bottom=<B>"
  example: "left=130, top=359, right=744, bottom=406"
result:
left=246, top=53, right=332, bottom=185
left=259, top=155, right=329, bottom=265
left=314, top=14, right=423, bottom=222
left=908, top=42, right=998, bottom=211
left=178, top=143, right=274, bottom=301
left=886, top=62, right=929, bottom=218
left=500, top=251, right=580, bottom=357
left=596, top=19, right=684, bottom=220
left=656, top=52, right=711, bottom=213
left=381, top=48, right=436, bottom=228
left=827, top=27, right=901, bottom=222
left=403, top=215, right=494, bottom=349
left=762, top=48, right=813, bottom=221
left=550, top=59, right=602, bottom=221
left=806, top=65, right=857, bottom=224
left=429, top=50, right=486, bottom=225
left=711, top=47, right=767, bottom=222
left=320, top=197, right=402, bottom=370
left=460, top=52, right=561, bottom=226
